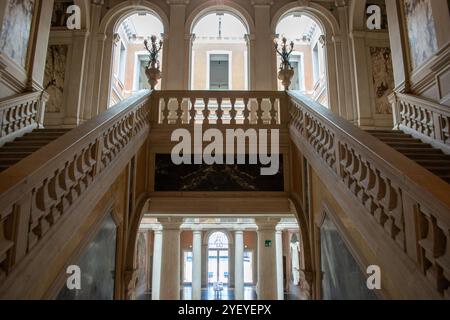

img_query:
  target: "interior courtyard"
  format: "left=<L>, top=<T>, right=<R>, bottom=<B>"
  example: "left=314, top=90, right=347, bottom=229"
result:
left=0, top=0, right=449, bottom=301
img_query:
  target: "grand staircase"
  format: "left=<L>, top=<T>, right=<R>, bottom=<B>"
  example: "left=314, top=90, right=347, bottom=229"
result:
left=0, top=128, right=71, bottom=172
left=367, top=130, right=450, bottom=184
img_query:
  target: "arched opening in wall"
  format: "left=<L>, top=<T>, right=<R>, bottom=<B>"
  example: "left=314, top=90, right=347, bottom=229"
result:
left=109, top=12, right=164, bottom=107
left=207, top=231, right=230, bottom=293
left=190, top=12, right=249, bottom=91
left=275, top=13, right=328, bottom=107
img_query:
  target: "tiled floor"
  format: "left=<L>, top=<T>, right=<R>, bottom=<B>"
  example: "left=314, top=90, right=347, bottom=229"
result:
left=137, top=284, right=308, bottom=300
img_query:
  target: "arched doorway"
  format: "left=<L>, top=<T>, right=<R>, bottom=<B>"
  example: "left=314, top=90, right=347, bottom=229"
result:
left=275, top=12, right=328, bottom=107
left=207, top=231, right=230, bottom=296
left=109, top=12, right=164, bottom=107
left=189, top=11, right=250, bottom=90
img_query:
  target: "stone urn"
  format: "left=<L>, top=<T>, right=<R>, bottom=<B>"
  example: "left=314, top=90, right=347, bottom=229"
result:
left=278, top=67, right=294, bottom=91
left=145, top=64, right=161, bottom=90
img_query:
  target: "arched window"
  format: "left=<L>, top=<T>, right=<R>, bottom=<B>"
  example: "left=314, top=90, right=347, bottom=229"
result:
left=208, top=231, right=229, bottom=249
left=275, top=13, right=328, bottom=107
left=109, top=12, right=164, bottom=107
left=190, top=12, right=249, bottom=90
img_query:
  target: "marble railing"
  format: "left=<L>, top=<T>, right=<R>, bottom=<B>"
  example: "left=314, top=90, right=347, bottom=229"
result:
left=0, top=91, right=48, bottom=145
left=0, top=90, right=151, bottom=288
left=150, top=91, right=289, bottom=127
left=390, top=92, right=450, bottom=151
left=289, top=91, right=450, bottom=299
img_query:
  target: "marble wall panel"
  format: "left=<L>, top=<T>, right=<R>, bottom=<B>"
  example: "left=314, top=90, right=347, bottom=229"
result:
left=43, top=45, right=68, bottom=113
left=320, top=216, right=378, bottom=300
left=370, top=47, right=394, bottom=114
left=404, top=0, right=438, bottom=70
left=0, top=0, right=36, bottom=68
left=57, top=214, right=117, bottom=300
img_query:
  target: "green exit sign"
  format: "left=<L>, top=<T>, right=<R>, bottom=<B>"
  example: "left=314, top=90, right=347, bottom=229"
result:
left=265, top=240, right=272, bottom=247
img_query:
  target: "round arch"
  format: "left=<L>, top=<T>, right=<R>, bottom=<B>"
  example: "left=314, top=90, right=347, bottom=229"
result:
left=185, top=1, right=255, bottom=36
left=185, top=2, right=254, bottom=90
left=203, top=229, right=234, bottom=246
left=270, top=3, right=342, bottom=114
left=271, top=2, right=340, bottom=37
left=91, top=1, right=169, bottom=116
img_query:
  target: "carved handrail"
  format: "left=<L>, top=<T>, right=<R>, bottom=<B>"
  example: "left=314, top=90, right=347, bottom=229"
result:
left=150, top=91, right=289, bottom=127
left=0, top=90, right=152, bottom=287
left=289, top=91, right=450, bottom=298
left=390, top=92, right=450, bottom=151
left=0, top=91, right=48, bottom=145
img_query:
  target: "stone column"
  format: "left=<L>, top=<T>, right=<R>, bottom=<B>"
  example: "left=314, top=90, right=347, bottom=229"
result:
left=159, top=218, right=183, bottom=300
left=151, top=228, right=163, bottom=300
left=192, top=229, right=202, bottom=300
left=253, top=3, right=275, bottom=90
left=234, top=229, right=245, bottom=300
left=256, top=218, right=280, bottom=300
left=275, top=229, right=284, bottom=300
left=166, top=1, right=188, bottom=90
left=64, top=30, right=89, bottom=127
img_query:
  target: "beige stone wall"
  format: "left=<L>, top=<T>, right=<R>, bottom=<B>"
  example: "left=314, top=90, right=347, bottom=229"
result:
left=191, top=42, right=247, bottom=90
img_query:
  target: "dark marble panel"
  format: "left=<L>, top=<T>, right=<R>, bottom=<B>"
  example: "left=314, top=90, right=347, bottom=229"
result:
left=154, top=154, right=284, bottom=192
left=57, top=214, right=117, bottom=300
left=0, top=0, right=36, bottom=68
left=320, top=216, right=378, bottom=300
left=51, top=1, right=75, bottom=28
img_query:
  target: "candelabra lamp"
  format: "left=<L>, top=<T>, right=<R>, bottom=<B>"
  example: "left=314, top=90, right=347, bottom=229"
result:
left=144, top=35, right=163, bottom=90
left=274, top=37, right=295, bottom=90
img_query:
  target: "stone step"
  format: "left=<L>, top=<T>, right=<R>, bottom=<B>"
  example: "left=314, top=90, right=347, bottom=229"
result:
left=0, top=165, right=10, bottom=172
left=416, top=160, right=450, bottom=167
left=385, top=142, right=432, bottom=148
left=0, top=158, right=23, bottom=165
left=366, top=130, right=404, bottom=134
left=15, top=136, right=58, bottom=142
left=377, top=137, right=422, bottom=143
left=4, top=140, right=51, bottom=146
left=428, top=168, right=450, bottom=176
left=401, top=153, right=450, bottom=160
left=0, top=152, right=30, bottom=160
left=34, top=128, right=71, bottom=133
left=395, top=147, right=442, bottom=154
left=0, top=146, right=41, bottom=153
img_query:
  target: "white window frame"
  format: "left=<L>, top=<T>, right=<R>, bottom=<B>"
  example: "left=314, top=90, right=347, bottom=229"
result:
left=290, top=52, right=305, bottom=92
left=133, top=50, right=150, bottom=92
left=118, top=41, right=127, bottom=86
left=206, top=50, right=233, bottom=90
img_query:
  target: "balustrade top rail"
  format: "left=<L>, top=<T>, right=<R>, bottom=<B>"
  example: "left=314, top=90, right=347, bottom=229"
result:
left=390, top=92, right=450, bottom=148
left=289, top=91, right=450, bottom=217
left=150, top=90, right=289, bottom=126
left=0, top=90, right=151, bottom=200
left=0, top=91, right=46, bottom=142
left=289, top=91, right=450, bottom=298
